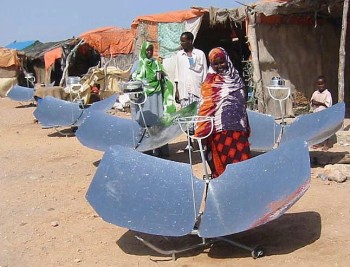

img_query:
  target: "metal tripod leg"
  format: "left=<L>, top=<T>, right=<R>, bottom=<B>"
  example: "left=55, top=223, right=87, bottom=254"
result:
left=216, top=237, right=265, bottom=259
left=135, top=235, right=215, bottom=261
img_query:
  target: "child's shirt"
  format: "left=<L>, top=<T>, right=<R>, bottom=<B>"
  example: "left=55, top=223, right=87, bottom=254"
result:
left=310, top=89, right=332, bottom=112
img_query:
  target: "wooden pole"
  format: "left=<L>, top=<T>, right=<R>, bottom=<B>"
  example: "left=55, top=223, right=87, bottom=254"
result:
left=338, top=0, right=349, bottom=102
left=59, top=39, right=85, bottom=87
left=247, top=10, right=265, bottom=112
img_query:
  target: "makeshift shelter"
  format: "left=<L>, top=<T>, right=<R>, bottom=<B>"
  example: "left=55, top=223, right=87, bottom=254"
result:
left=0, top=47, right=19, bottom=97
left=5, top=40, right=40, bottom=51
left=131, top=9, right=207, bottom=59
left=243, top=0, right=349, bottom=117
left=65, top=27, right=138, bottom=103
left=22, top=40, right=73, bottom=85
left=80, top=26, right=136, bottom=71
left=131, top=2, right=349, bottom=117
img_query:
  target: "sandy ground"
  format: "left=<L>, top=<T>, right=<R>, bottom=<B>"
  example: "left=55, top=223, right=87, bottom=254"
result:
left=1, top=97, right=350, bottom=267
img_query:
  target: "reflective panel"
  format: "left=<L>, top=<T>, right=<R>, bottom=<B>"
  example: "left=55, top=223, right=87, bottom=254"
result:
left=86, top=145, right=204, bottom=236
left=33, top=96, right=83, bottom=128
left=76, top=112, right=143, bottom=151
left=198, top=139, right=310, bottom=238
left=247, top=110, right=281, bottom=152
left=77, top=102, right=198, bottom=152
left=136, top=102, right=199, bottom=152
left=87, top=94, right=118, bottom=112
left=136, top=123, right=183, bottom=152
left=33, top=94, right=117, bottom=128
left=281, top=102, right=345, bottom=146
left=73, top=94, right=119, bottom=126
left=7, top=85, right=34, bottom=102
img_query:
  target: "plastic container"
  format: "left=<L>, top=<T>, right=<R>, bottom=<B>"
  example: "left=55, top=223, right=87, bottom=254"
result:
left=122, top=81, right=143, bottom=93
left=66, top=76, right=80, bottom=85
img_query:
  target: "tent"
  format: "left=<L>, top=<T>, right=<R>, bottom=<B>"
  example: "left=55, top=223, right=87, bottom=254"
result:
left=131, top=9, right=206, bottom=59
left=5, top=40, right=40, bottom=51
left=131, top=2, right=348, bottom=117
left=242, top=0, right=349, bottom=116
left=0, top=47, right=19, bottom=96
left=22, top=39, right=74, bottom=85
left=79, top=26, right=136, bottom=72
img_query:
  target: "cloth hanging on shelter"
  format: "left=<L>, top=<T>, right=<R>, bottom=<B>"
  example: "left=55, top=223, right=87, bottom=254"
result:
left=0, top=48, right=19, bottom=68
left=158, top=23, right=184, bottom=58
left=184, top=16, right=203, bottom=40
left=44, top=47, right=62, bottom=71
left=80, top=27, right=135, bottom=57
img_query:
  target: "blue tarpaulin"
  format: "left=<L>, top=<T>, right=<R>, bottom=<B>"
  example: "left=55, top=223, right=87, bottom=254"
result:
left=5, top=40, right=39, bottom=50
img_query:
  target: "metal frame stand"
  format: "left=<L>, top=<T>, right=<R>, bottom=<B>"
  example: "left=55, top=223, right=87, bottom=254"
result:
left=267, top=86, right=291, bottom=148
left=25, top=73, right=36, bottom=88
left=135, top=234, right=264, bottom=261
left=134, top=116, right=265, bottom=260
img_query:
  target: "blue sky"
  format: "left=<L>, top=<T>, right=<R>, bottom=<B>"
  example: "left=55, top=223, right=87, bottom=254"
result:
left=0, top=0, right=246, bottom=47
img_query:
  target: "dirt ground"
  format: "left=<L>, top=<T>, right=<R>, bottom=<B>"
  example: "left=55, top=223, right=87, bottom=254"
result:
left=1, top=97, right=350, bottom=267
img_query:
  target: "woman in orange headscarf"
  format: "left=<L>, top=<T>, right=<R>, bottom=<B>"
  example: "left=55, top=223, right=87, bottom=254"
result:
left=195, top=47, right=251, bottom=178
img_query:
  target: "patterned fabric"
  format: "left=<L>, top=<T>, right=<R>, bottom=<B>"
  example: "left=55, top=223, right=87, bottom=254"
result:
left=206, top=130, right=251, bottom=178
left=132, top=41, right=175, bottom=117
left=158, top=22, right=184, bottom=58
left=195, top=47, right=249, bottom=137
left=179, top=93, right=200, bottom=109
left=195, top=47, right=251, bottom=178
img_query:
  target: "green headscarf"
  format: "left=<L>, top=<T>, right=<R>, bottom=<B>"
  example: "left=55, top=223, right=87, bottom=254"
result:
left=132, top=41, right=176, bottom=117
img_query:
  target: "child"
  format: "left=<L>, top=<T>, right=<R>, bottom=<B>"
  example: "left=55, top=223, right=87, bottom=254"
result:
left=310, top=75, right=333, bottom=150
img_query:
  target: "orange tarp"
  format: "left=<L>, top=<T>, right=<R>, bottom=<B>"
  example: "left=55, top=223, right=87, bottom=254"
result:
left=0, top=48, right=19, bottom=68
left=131, top=9, right=206, bottom=29
left=44, top=47, right=62, bottom=71
left=80, top=27, right=135, bottom=57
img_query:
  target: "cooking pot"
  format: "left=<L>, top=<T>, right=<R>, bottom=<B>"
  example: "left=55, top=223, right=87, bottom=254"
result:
left=270, top=77, right=280, bottom=86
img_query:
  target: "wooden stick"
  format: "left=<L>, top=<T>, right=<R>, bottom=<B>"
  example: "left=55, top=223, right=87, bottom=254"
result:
left=337, top=0, right=349, bottom=103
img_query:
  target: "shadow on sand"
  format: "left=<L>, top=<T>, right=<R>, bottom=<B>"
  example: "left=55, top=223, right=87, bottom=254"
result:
left=116, top=211, right=321, bottom=260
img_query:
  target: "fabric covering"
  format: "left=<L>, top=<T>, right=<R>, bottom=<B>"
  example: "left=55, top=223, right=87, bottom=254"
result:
left=44, top=47, right=62, bottom=71
left=79, top=65, right=130, bottom=104
left=206, top=130, right=251, bottom=178
left=131, top=9, right=206, bottom=28
left=0, top=77, right=17, bottom=97
left=5, top=40, right=38, bottom=50
left=196, top=47, right=249, bottom=137
left=133, top=9, right=205, bottom=59
left=0, top=48, right=19, bottom=68
left=195, top=47, right=251, bottom=178
left=158, top=23, right=184, bottom=58
left=132, top=42, right=175, bottom=117
left=80, top=27, right=135, bottom=57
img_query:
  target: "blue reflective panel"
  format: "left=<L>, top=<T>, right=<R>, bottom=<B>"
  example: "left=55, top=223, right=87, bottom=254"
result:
left=33, top=94, right=118, bottom=129
left=76, top=112, right=143, bottom=151
left=88, top=94, right=118, bottom=112
left=247, top=110, right=281, bottom=152
left=136, top=123, right=183, bottom=152
left=7, top=85, right=34, bottom=102
left=281, top=102, right=345, bottom=146
left=198, top=139, right=310, bottom=238
left=33, top=96, right=83, bottom=128
left=86, top=145, right=204, bottom=236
